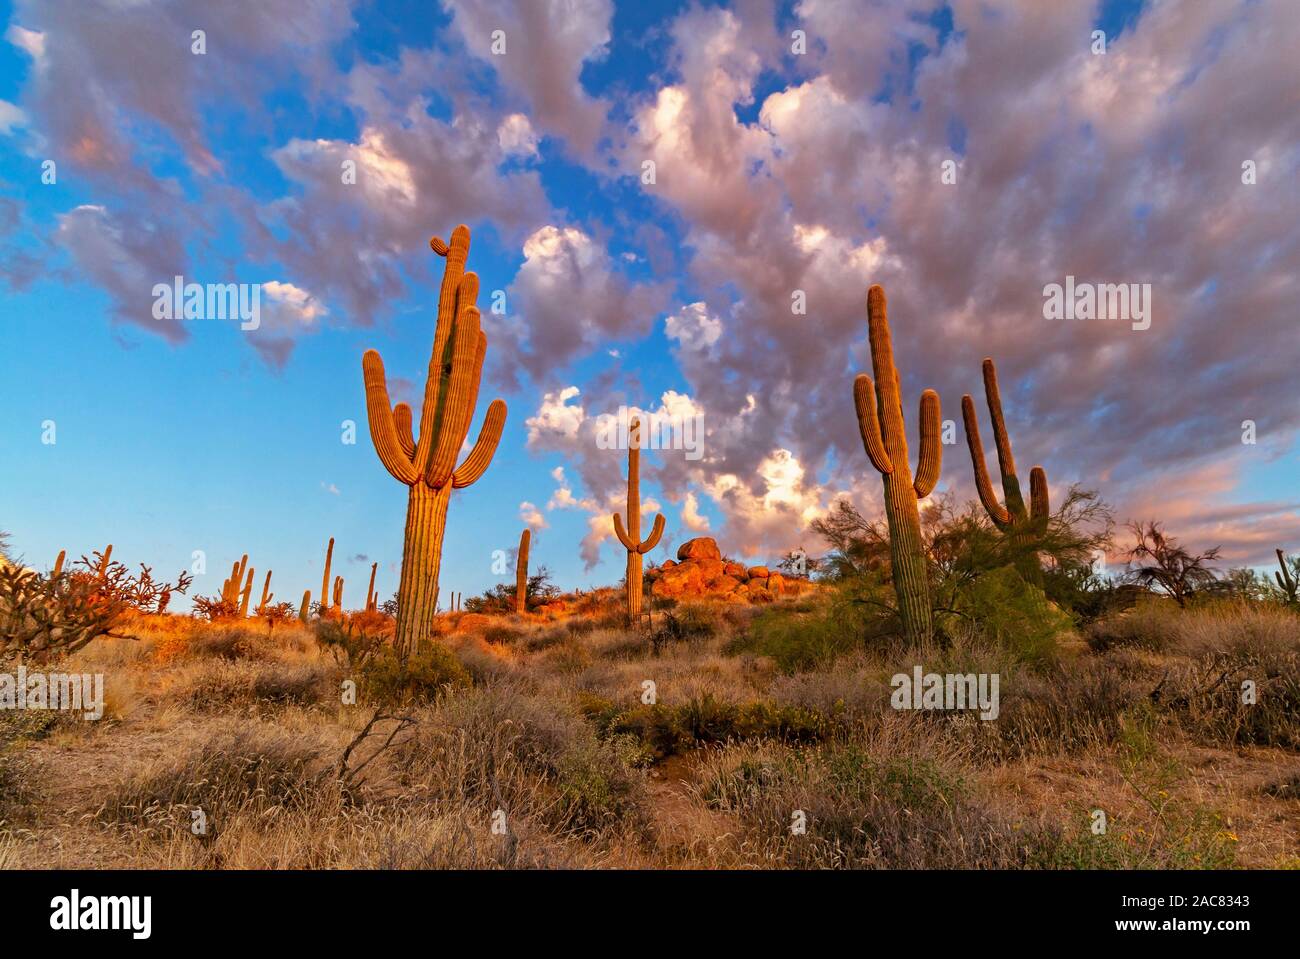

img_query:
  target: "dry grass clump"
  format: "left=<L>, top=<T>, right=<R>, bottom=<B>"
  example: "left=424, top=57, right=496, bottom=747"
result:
left=391, top=685, right=649, bottom=843
left=97, top=721, right=337, bottom=840
left=162, top=658, right=335, bottom=712
left=691, top=723, right=1058, bottom=869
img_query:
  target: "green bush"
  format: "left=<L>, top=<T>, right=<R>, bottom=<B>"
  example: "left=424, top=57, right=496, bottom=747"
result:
left=361, top=641, right=471, bottom=705
left=958, top=565, right=1073, bottom=663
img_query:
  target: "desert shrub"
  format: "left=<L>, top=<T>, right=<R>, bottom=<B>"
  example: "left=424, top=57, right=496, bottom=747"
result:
left=587, top=693, right=834, bottom=761
left=566, top=618, right=597, bottom=638
left=522, top=626, right=569, bottom=652
left=972, top=660, right=1141, bottom=760
left=696, top=740, right=1055, bottom=868
left=1156, top=649, right=1300, bottom=750
left=464, top=567, right=560, bottom=614
left=649, top=603, right=721, bottom=653
left=187, top=625, right=285, bottom=661
left=1086, top=599, right=1181, bottom=652
left=956, top=565, right=1073, bottom=664
left=360, top=642, right=471, bottom=705
left=0, top=713, right=48, bottom=826
left=1, top=552, right=189, bottom=663
left=729, top=593, right=879, bottom=672
left=394, top=686, right=647, bottom=837
left=98, top=724, right=333, bottom=839
left=482, top=624, right=526, bottom=645
left=313, top=617, right=386, bottom=671
left=1042, top=712, right=1238, bottom=868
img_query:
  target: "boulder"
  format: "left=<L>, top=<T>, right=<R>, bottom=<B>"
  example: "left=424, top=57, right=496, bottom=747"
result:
left=747, top=565, right=770, bottom=579
left=723, top=562, right=748, bottom=579
left=767, top=572, right=787, bottom=596
left=677, top=537, right=722, bottom=562
left=655, top=562, right=705, bottom=598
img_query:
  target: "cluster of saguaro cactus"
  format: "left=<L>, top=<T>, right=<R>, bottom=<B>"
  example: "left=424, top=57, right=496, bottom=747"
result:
left=961, top=358, right=1050, bottom=551
left=220, top=555, right=255, bottom=617
left=613, top=418, right=666, bottom=625
left=516, top=529, right=530, bottom=614
left=362, top=225, right=507, bottom=656
left=852, top=286, right=941, bottom=645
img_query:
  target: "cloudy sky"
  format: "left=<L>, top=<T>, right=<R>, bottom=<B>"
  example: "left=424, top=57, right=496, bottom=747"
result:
left=1, top=0, right=1297, bottom=607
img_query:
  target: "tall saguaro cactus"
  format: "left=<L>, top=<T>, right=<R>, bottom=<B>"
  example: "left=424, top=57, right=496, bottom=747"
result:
left=515, top=529, right=530, bottom=615
left=362, top=225, right=507, bottom=655
left=613, top=418, right=666, bottom=625
left=853, top=285, right=942, bottom=644
left=961, top=358, right=1050, bottom=536
left=320, top=538, right=334, bottom=615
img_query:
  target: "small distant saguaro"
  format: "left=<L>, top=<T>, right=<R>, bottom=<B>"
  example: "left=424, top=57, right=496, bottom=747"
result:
left=516, top=529, right=530, bottom=615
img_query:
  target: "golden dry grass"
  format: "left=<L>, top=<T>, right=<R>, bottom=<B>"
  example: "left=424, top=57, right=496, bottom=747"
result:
left=1, top=597, right=1296, bottom=869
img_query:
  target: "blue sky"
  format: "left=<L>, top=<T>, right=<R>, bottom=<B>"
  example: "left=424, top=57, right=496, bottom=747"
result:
left=1, top=0, right=1297, bottom=609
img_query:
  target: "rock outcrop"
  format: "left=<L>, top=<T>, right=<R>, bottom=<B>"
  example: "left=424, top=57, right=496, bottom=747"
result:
left=646, top=537, right=815, bottom=604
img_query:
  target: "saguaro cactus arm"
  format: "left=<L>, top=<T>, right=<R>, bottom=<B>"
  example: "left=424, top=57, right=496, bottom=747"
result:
left=961, top=358, right=1049, bottom=529
left=853, top=289, right=942, bottom=496
left=394, top=403, right=416, bottom=459
left=452, top=399, right=507, bottom=488
left=853, top=375, right=893, bottom=475
left=363, top=352, right=421, bottom=485
left=638, top=514, right=666, bottom=554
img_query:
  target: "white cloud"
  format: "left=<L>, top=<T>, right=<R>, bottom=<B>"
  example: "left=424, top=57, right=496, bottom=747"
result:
left=497, top=112, right=539, bottom=158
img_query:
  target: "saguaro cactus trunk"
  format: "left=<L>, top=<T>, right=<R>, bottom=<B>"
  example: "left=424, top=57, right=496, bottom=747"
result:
left=515, top=529, right=530, bottom=615
left=239, top=567, right=255, bottom=618
left=362, top=225, right=507, bottom=656
left=365, top=562, right=378, bottom=612
left=961, top=358, right=1050, bottom=577
left=299, top=589, right=311, bottom=623
left=853, top=285, right=942, bottom=645
left=613, top=418, right=666, bottom=625
left=257, top=570, right=273, bottom=614
left=320, top=538, right=334, bottom=615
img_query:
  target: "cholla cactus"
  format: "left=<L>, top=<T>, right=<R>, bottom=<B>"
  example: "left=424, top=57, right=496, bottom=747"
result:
left=362, top=225, right=507, bottom=655
left=961, top=358, right=1050, bottom=534
left=853, top=285, right=941, bottom=644
left=516, top=529, right=530, bottom=615
left=613, top=418, right=666, bottom=625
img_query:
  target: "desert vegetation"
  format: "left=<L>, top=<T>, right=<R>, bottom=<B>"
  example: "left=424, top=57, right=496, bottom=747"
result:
left=1, top=264, right=1295, bottom=872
